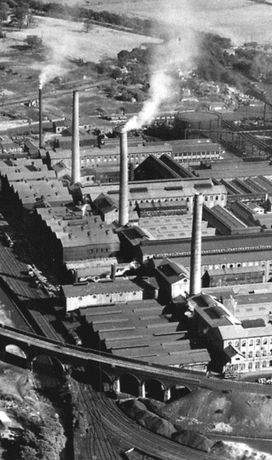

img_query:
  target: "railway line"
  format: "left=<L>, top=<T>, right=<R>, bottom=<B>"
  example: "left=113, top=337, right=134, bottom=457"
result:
left=79, top=382, right=230, bottom=460
left=77, top=382, right=121, bottom=460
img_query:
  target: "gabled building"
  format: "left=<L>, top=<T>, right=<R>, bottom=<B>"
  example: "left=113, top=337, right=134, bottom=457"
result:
left=154, top=258, right=190, bottom=300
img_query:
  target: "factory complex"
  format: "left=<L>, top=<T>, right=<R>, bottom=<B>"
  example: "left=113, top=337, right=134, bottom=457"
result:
left=2, top=85, right=272, bottom=380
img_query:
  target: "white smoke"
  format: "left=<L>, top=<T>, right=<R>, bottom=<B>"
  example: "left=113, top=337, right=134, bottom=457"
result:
left=39, top=62, right=67, bottom=88
left=37, top=17, right=79, bottom=88
left=124, top=0, right=198, bottom=132
left=124, top=71, right=174, bottom=131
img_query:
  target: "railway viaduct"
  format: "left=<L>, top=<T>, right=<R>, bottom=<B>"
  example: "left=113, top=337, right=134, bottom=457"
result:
left=0, top=325, right=266, bottom=401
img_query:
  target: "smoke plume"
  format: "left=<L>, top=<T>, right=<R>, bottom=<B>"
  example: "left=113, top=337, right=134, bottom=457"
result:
left=37, top=17, right=79, bottom=88
left=124, top=0, right=198, bottom=132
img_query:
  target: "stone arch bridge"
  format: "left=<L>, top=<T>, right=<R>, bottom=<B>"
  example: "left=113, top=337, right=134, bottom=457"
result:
left=0, top=324, right=263, bottom=401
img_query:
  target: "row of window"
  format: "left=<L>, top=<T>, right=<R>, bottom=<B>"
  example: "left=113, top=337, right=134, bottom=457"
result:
left=203, top=260, right=266, bottom=271
left=228, top=360, right=272, bottom=372
left=174, top=151, right=219, bottom=157
left=77, top=291, right=138, bottom=301
left=79, top=152, right=167, bottom=165
left=228, top=337, right=272, bottom=348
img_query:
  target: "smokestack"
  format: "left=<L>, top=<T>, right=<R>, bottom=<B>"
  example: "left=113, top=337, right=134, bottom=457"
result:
left=71, top=90, right=81, bottom=185
left=119, top=129, right=129, bottom=226
left=189, top=193, right=203, bottom=297
left=39, top=84, right=43, bottom=149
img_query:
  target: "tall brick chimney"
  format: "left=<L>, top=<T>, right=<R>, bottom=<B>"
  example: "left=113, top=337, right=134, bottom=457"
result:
left=71, top=90, right=81, bottom=185
left=119, top=129, right=129, bottom=226
left=39, top=84, right=43, bottom=149
left=189, top=193, right=203, bottom=296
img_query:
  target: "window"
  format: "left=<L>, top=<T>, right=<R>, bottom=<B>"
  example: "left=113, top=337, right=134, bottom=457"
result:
left=235, top=340, right=239, bottom=347
left=256, top=339, right=261, bottom=346
left=263, top=361, right=267, bottom=368
left=249, top=351, right=253, bottom=358
left=249, top=339, right=253, bottom=346
left=263, top=338, right=268, bottom=345
left=242, top=340, right=246, bottom=347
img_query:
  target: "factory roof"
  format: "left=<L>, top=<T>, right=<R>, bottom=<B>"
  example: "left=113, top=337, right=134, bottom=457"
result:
left=172, top=248, right=272, bottom=268
left=138, top=215, right=215, bottom=240
left=48, top=142, right=172, bottom=161
left=188, top=293, right=240, bottom=329
left=190, top=160, right=272, bottom=180
left=217, top=323, right=272, bottom=340
left=93, top=193, right=118, bottom=214
left=253, top=176, right=272, bottom=194
left=139, top=231, right=272, bottom=260
left=62, top=278, right=143, bottom=298
left=83, top=178, right=227, bottom=203
left=78, top=298, right=205, bottom=365
left=155, top=258, right=189, bottom=284
left=141, top=348, right=210, bottom=366
left=170, top=141, right=221, bottom=154
left=65, top=257, right=118, bottom=279
left=36, top=205, right=120, bottom=248
left=11, top=179, right=70, bottom=207
left=2, top=168, right=56, bottom=182
left=119, top=226, right=149, bottom=246
left=0, top=158, right=44, bottom=171
left=203, top=204, right=247, bottom=231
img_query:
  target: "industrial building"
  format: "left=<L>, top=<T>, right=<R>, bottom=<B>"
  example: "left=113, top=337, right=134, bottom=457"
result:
left=187, top=292, right=272, bottom=375
left=27, top=204, right=120, bottom=266
left=189, top=159, right=272, bottom=181
left=83, top=178, right=227, bottom=214
left=137, top=232, right=272, bottom=283
left=76, top=299, right=209, bottom=371
left=62, top=279, right=144, bottom=311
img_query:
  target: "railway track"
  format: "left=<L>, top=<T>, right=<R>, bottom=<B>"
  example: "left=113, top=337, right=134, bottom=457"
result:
left=77, top=382, right=121, bottom=460
left=77, top=381, right=231, bottom=460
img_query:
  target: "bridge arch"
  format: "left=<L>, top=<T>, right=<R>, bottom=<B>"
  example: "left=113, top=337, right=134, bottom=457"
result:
left=75, top=365, right=113, bottom=392
left=167, top=384, right=192, bottom=402
left=4, top=344, right=29, bottom=368
left=32, top=354, right=64, bottom=379
left=114, top=373, right=140, bottom=396
left=144, top=378, right=166, bottom=401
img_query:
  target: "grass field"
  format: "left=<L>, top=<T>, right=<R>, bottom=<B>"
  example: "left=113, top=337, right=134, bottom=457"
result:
left=4, top=15, right=159, bottom=65
left=38, top=0, right=272, bottom=45
left=0, top=13, right=160, bottom=120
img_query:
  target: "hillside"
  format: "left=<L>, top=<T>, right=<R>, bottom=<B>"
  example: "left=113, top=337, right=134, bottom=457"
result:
left=147, top=387, right=272, bottom=438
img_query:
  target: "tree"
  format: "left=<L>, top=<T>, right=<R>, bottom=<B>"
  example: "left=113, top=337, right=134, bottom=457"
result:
left=111, top=67, right=123, bottom=80
left=0, top=2, right=9, bottom=22
left=83, top=18, right=92, bottom=33
left=26, top=34, right=42, bottom=48
left=15, top=4, right=29, bottom=28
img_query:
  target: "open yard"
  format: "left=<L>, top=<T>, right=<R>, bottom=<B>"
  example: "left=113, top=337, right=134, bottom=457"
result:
left=0, top=14, right=160, bottom=120
left=3, top=15, right=160, bottom=66
left=38, top=0, right=272, bottom=45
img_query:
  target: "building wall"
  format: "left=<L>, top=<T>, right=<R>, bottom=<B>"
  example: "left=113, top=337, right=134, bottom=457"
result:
left=223, top=335, right=272, bottom=374
left=66, top=289, right=143, bottom=311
